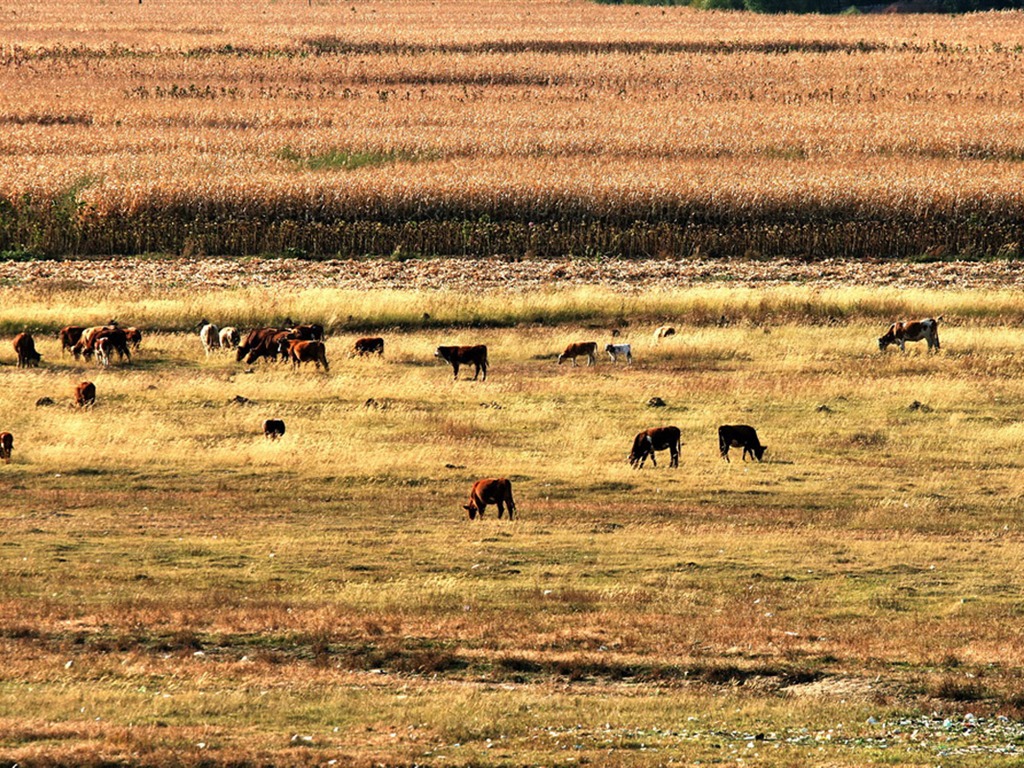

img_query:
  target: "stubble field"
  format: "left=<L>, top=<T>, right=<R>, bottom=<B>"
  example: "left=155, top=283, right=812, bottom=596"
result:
left=2, top=273, right=1024, bottom=766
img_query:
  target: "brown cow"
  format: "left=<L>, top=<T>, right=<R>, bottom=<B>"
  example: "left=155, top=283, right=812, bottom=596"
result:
left=354, top=337, right=384, bottom=356
left=0, top=432, right=12, bottom=464
left=629, top=426, right=682, bottom=469
left=75, top=328, right=131, bottom=364
left=463, top=478, right=516, bottom=520
left=878, top=317, right=941, bottom=353
left=124, top=327, right=143, bottom=350
left=558, top=341, right=598, bottom=367
left=58, top=326, right=85, bottom=356
left=285, top=340, right=330, bottom=372
left=75, top=381, right=96, bottom=408
left=72, top=325, right=117, bottom=361
left=288, top=323, right=324, bottom=342
left=237, top=327, right=284, bottom=364
left=263, top=419, right=286, bottom=440
left=435, top=345, right=488, bottom=381
left=13, top=332, right=41, bottom=368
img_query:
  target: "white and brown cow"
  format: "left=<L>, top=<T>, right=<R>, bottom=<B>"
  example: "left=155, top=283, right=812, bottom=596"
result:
left=558, top=341, right=598, bottom=367
left=878, top=317, right=941, bottom=353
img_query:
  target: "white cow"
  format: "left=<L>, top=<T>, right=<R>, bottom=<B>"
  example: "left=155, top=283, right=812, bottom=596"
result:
left=219, top=326, right=240, bottom=349
left=653, top=325, right=676, bottom=343
left=606, top=343, right=632, bottom=364
left=199, top=322, right=220, bottom=356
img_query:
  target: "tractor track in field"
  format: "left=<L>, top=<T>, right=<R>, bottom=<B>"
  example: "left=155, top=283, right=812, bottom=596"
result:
left=2, top=257, right=1023, bottom=293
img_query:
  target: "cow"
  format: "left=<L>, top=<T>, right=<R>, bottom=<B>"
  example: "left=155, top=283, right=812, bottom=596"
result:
left=263, top=419, right=286, bottom=440
left=288, top=323, right=324, bottom=342
left=219, top=327, right=240, bottom=349
left=124, top=327, right=143, bottom=350
left=878, top=317, right=941, bottom=353
left=653, top=325, right=676, bottom=342
left=0, top=432, right=12, bottom=464
left=58, top=326, right=85, bottom=356
left=558, top=341, right=598, bottom=367
left=75, top=381, right=96, bottom=408
left=354, top=337, right=385, bottom=356
left=718, top=424, right=767, bottom=462
left=629, top=426, right=681, bottom=469
left=606, top=343, right=632, bottom=364
left=463, top=477, right=516, bottom=520
left=72, top=325, right=117, bottom=361
left=435, top=345, right=488, bottom=381
left=199, top=322, right=220, bottom=356
left=237, top=327, right=284, bottom=364
left=95, top=336, right=112, bottom=367
left=13, top=332, right=41, bottom=368
left=285, top=340, right=329, bottom=372
left=78, top=327, right=131, bottom=364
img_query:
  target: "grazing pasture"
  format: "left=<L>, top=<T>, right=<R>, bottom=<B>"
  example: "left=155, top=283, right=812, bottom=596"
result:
left=2, top=280, right=1024, bottom=765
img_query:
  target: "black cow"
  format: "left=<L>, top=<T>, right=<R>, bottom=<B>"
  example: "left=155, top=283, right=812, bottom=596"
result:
left=718, top=425, right=767, bottom=462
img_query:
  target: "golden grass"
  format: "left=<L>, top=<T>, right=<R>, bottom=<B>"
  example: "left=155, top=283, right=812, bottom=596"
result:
left=2, top=284, right=1024, bottom=764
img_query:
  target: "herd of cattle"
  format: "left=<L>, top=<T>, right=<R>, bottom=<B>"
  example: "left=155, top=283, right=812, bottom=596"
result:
left=2, top=315, right=942, bottom=519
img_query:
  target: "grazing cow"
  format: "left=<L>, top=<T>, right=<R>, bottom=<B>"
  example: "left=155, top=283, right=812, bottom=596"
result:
left=718, top=424, right=767, bottom=462
left=288, top=323, right=324, bottom=342
left=653, top=325, right=676, bottom=342
left=237, top=327, right=284, bottom=364
left=72, top=325, right=118, bottom=361
left=13, top=332, right=41, bottom=368
left=285, top=340, right=330, bottom=372
left=58, top=326, right=85, bottom=356
left=463, top=477, right=516, bottom=520
left=199, top=322, right=220, bottom=356
left=263, top=419, right=286, bottom=440
left=124, top=327, right=143, bottom=350
left=605, top=343, right=632, bottom=364
left=75, top=381, right=96, bottom=408
left=0, top=432, right=12, bottom=464
left=95, top=337, right=112, bottom=367
left=558, top=341, right=598, bottom=367
left=435, top=345, right=488, bottom=381
left=628, top=426, right=681, bottom=469
left=878, top=317, right=941, bottom=353
left=354, top=337, right=384, bottom=356
left=219, top=326, right=240, bottom=349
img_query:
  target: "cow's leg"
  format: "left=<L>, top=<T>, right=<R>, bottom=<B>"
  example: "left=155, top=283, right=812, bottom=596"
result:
left=452, top=362, right=460, bottom=379
left=671, top=445, right=679, bottom=468
left=497, top=500, right=505, bottom=519
left=571, top=357, right=578, bottom=368
left=626, top=351, right=632, bottom=365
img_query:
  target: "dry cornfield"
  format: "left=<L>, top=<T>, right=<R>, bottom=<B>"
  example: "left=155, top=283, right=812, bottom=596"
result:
left=2, top=0, right=1024, bottom=258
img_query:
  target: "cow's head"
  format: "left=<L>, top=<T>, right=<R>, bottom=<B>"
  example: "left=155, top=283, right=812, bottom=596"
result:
left=878, top=336, right=893, bottom=351
left=557, top=353, right=566, bottom=365
left=464, top=502, right=479, bottom=520
left=752, top=445, right=767, bottom=461
left=236, top=345, right=247, bottom=362
left=434, top=347, right=447, bottom=360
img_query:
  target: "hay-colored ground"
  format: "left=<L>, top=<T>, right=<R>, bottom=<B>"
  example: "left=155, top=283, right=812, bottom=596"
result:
left=1, top=284, right=1024, bottom=766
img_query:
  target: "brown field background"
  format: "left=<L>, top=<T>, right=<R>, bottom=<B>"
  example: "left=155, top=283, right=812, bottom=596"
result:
left=2, top=0, right=1024, bottom=258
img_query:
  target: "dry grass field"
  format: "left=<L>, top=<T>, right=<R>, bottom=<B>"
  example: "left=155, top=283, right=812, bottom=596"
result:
left=2, top=0, right=1024, bottom=258
left=2, top=275, right=1024, bottom=765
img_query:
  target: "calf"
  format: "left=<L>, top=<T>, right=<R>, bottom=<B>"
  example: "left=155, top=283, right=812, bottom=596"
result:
left=629, top=426, right=681, bottom=469
left=558, top=341, right=598, bottom=367
left=285, top=340, right=330, bottom=372
left=878, top=317, right=941, bottom=353
left=95, top=336, right=112, bottom=367
left=263, top=419, right=286, bottom=440
left=605, top=343, right=632, bottom=364
left=13, top=332, right=41, bottom=368
left=435, top=345, right=488, bottom=381
left=463, top=477, right=516, bottom=520
left=75, top=381, right=96, bottom=408
left=354, top=337, right=385, bottom=356
left=219, top=326, right=240, bottom=349
left=718, top=424, right=767, bottom=462
left=0, top=432, right=12, bottom=464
